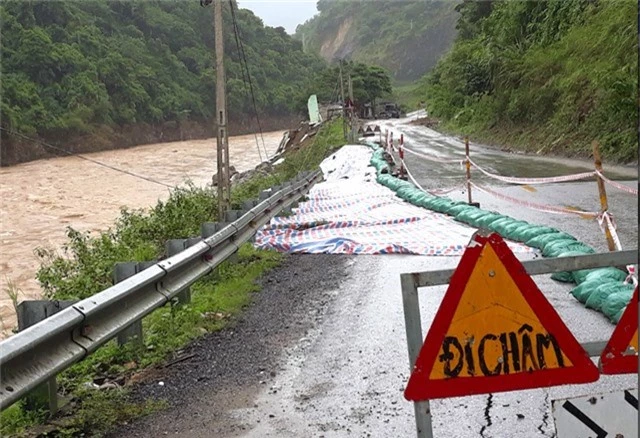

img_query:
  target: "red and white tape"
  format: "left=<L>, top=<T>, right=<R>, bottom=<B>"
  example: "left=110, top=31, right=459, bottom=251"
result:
left=595, top=170, right=638, bottom=195
left=598, top=211, right=622, bottom=251
left=598, top=211, right=638, bottom=286
left=469, top=158, right=596, bottom=185
left=470, top=182, right=599, bottom=217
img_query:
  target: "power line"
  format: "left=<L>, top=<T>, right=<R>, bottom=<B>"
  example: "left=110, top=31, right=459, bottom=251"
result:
left=0, top=127, right=175, bottom=189
left=227, top=0, right=263, bottom=163
left=228, top=0, right=269, bottom=160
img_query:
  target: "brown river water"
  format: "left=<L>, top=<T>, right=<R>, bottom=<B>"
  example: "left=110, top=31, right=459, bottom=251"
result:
left=0, top=131, right=283, bottom=336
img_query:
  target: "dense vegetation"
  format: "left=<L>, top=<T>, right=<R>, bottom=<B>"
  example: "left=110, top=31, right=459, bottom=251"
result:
left=0, top=0, right=325, bottom=160
left=301, top=60, right=393, bottom=109
left=417, top=0, right=638, bottom=162
left=1, top=120, right=345, bottom=437
left=294, top=0, right=458, bottom=81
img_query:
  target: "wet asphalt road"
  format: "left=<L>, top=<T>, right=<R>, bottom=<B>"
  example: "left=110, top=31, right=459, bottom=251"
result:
left=232, top=117, right=637, bottom=437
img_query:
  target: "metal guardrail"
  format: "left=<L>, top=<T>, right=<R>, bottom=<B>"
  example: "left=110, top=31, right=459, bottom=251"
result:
left=0, top=170, right=322, bottom=411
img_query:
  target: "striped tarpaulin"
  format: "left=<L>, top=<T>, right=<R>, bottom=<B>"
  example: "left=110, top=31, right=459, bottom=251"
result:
left=255, top=145, right=535, bottom=256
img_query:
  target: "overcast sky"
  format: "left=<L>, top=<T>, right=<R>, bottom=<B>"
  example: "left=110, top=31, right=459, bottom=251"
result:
left=239, top=1, right=319, bottom=34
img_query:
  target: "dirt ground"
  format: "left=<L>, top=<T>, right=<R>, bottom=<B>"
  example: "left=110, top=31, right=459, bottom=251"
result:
left=107, top=254, right=351, bottom=438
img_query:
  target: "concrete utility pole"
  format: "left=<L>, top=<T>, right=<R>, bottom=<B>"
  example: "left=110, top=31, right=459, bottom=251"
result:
left=338, top=60, right=347, bottom=140
left=214, top=0, right=230, bottom=219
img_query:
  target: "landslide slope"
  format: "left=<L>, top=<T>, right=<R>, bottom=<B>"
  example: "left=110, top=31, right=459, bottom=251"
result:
left=295, top=0, right=458, bottom=81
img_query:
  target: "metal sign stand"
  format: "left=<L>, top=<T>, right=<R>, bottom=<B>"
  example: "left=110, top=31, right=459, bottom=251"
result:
left=400, top=248, right=638, bottom=438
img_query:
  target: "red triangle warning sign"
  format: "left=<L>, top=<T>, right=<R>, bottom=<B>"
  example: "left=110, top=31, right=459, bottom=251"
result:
left=599, top=287, right=638, bottom=375
left=404, top=232, right=599, bottom=401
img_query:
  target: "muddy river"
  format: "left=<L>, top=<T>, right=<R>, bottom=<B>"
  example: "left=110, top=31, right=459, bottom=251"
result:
left=0, top=131, right=283, bottom=336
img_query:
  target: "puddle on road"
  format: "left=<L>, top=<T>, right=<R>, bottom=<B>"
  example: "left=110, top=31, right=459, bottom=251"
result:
left=0, top=131, right=283, bottom=336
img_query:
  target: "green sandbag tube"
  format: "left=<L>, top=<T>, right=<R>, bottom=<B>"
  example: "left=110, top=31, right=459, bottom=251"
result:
left=475, top=212, right=503, bottom=228
left=396, top=187, right=414, bottom=201
left=430, top=199, right=455, bottom=213
left=492, top=218, right=522, bottom=236
left=526, top=232, right=575, bottom=250
left=542, top=239, right=591, bottom=257
left=551, top=250, right=594, bottom=283
left=570, top=279, right=608, bottom=303
left=516, top=225, right=555, bottom=241
left=463, top=210, right=488, bottom=225
left=485, top=217, right=512, bottom=232
left=545, top=242, right=595, bottom=258
left=448, top=204, right=475, bottom=216
left=417, top=197, right=435, bottom=209
left=508, top=224, right=537, bottom=242
left=583, top=268, right=628, bottom=283
left=441, top=201, right=472, bottom=215
left=500, top=221, right=531, bottom=240
left=572, top=266, right=628, bottom=285
left=455, top=207, right=482, bottom=224
left=551, top=271, right=575, bottom=283
left=466, top=211, right=499, bottom=228
left=396, top=181, right=415, bottom=191
left=602, top=288, right=635, bottom=322
left=501, top=221, right=529, bottom=235
left=585, top=282, right=627, bottom=311
left=413, top=192, right=430, bottom=204
left=612, top=308, right=625, bottom=324
left=485, top=216, right=513, bottom=232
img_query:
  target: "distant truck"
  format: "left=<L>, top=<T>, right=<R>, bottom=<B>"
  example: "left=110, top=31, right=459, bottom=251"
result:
left=377, top=102, right=402, bottom=119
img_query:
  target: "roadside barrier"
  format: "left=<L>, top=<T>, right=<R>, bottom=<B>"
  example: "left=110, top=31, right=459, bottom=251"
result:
left=369, top=135, right=637, bottom=325
left=0, top=171, right=321, bottom=413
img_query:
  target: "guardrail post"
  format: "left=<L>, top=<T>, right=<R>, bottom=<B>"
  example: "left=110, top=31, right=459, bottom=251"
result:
left=259, top=189, right=271, bottom=201
left=224, top=211, right=242, bottom=262
left=165, top=239, right=191, bottom=305
left=242, top=200, right=258, bottom=211
left=113, top=262, right=144, bottom=347
left=17, top=300, right=76, bottom=415
left=593, top=141, right=616, bottom=251
left=201, top=222, right=221, bottom=238
left=186, top=237, right=202, bottom=247
left=225, top=210, right=241, bottom=223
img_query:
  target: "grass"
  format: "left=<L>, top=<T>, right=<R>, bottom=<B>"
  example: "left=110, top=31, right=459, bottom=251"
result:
left=0, top=119, right=345, bottom=437
left=1, top=277, right=21, bottom=337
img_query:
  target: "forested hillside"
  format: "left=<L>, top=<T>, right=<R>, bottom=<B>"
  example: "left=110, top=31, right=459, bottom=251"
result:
left=418, top=0, right=637, bottom=162
left=294, top=0, right=458, bottom=81
left=0, top=1, right=326, bottom=165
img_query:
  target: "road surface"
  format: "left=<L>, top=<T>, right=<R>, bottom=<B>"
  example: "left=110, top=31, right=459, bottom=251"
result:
left=114, top=116, right=638, bottom=437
